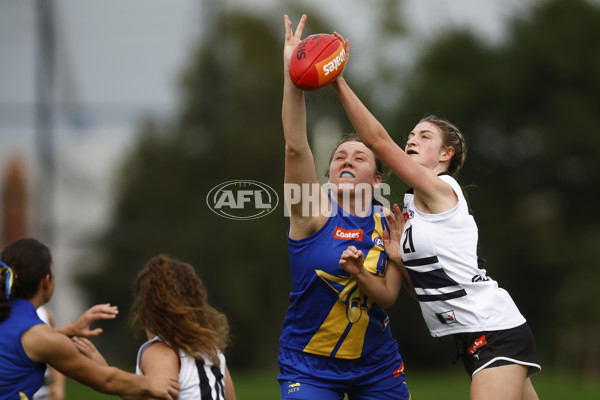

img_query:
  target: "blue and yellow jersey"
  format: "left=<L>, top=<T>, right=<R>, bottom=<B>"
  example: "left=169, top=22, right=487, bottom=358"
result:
left=0, top=298, right=46, bottom=399
left=279, top=201, right=395, bottom=359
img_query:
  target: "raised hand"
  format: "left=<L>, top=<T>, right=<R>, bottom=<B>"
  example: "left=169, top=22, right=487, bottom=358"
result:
left=383, top=203, right=406, bottom=265
left=58, top=303, right=119, bottom=338
left=339, top=245, right=365, bottom=276
left=332, top=31, right=349, bottom=76
left=283, top=14, right=307, bottom=71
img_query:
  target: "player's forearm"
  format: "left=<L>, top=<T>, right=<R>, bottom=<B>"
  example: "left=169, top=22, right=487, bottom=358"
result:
left=96, top=367, right=154, bottom=396
left=332, top=77, right=389, bottom=149
left=282, top=80, right=308, bottom=150
left=55, top=323, right=76, bottom=337
left=353, top=269, right=399, bottom=309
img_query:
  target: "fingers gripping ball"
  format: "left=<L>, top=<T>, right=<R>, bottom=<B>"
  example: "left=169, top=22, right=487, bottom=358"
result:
left=290, top=34, right=346, bottom=90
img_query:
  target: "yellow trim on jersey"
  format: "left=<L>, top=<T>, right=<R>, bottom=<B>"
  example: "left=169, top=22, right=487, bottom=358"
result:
left=303, top=214, right=388, bottom=358
left=364, top=213, right=386, bottom=275
left=304, top=272, right=372, bottom=358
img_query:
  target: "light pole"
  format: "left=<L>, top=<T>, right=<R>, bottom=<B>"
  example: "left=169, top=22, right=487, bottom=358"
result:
left=35, top=0, right=55, bottom=246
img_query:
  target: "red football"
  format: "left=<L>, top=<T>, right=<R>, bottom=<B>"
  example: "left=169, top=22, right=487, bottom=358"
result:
left=289, top=34, right=347, bottom=91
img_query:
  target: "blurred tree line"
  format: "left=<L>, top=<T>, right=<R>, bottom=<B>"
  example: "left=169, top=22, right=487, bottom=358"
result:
left=78, top=0, right=600, bottom=377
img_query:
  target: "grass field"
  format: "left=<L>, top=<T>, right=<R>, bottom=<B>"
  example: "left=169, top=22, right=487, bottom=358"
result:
left=66, top=368, right=600, bottom=399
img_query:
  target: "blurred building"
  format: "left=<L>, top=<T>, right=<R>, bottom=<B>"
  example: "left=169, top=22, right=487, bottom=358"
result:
left=2, top=158, right=29, bottom=247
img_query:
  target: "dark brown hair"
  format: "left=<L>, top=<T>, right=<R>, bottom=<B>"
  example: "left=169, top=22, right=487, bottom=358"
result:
left=0, top=238, right=52, bottom=322
left=132, top=255, right=229, bottom=366
left=419, top=115, right=467, bottom=176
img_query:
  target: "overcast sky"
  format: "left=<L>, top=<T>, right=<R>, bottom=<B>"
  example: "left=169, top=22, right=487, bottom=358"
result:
left=0, top=0, right=536, bottom=125
left=0, top=0, right=538, bottom=323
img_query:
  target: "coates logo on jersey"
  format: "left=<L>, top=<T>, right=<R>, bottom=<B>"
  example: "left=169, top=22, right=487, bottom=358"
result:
left=333, top=227, right=363, bottom=241
left=206, top=180, right=279, bottom=220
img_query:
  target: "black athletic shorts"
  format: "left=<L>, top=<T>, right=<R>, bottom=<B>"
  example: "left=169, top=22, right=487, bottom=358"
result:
left=453, top=323, right=541, bottom=378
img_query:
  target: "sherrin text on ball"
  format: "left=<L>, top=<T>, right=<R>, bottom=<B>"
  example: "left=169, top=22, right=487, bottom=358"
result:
left=289, top=33, right=347, bottom=91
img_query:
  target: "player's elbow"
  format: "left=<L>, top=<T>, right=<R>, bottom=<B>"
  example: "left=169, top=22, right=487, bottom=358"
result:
left=376, top=293, right=399, bottom=309
left=284, top=142, right=311, bottom=162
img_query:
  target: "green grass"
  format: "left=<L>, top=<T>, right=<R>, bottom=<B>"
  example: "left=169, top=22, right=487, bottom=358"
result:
left=66, top=369, right=600, bottom=399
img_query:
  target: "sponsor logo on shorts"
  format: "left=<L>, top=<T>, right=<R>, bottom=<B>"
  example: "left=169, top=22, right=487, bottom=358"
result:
left=287, top=382, right=301, bottom=394
left=468, top=335, right=488, bottom=355
left=393, top=363, right=406, bottom=377
left=333, top=227, right=363, bottom=241
left=435, top=310, right=458, bottom=324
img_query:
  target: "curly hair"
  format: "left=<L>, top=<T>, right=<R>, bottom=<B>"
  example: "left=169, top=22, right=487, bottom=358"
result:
left=132, top=255, right=230, bottom=366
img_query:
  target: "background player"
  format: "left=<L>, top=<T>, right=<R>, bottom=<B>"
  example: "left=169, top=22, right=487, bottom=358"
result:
left=33, top=305, right=66, bottom=400
left=75, top=254, right=236, bottom=400
left=0, top=237, right=180, bottom=399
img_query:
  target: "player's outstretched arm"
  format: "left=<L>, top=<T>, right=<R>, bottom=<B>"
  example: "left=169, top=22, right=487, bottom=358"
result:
left=56, top=303, right=118, bottom=338
left=282, top=14, right=314, bottom=189
left=282, top=14, right=329, bottom=237
left=23, top=324, right=180, bottom=399
left=332, top=68, right=447, bottom=206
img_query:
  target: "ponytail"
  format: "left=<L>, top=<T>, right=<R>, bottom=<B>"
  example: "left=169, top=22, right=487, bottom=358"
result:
left=0, top=261, right=15, bottom=321
left=0, top=238, right=52, bottom=322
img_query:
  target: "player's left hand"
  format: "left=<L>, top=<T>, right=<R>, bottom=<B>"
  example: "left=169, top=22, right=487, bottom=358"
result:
left=283, top=14, right=307, bottom=71
left=383, top=204, right=406, bottom=265
left=332, top=31, right=349, bottom=78
left=69, top=303, right=119, bottom=338
left=72, top=336, right=109, bottom=366
left=339, top=245, right=365, bottom=276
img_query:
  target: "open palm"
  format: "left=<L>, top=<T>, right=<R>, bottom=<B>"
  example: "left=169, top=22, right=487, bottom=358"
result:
left=283, top=14, right=306, bottom=72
